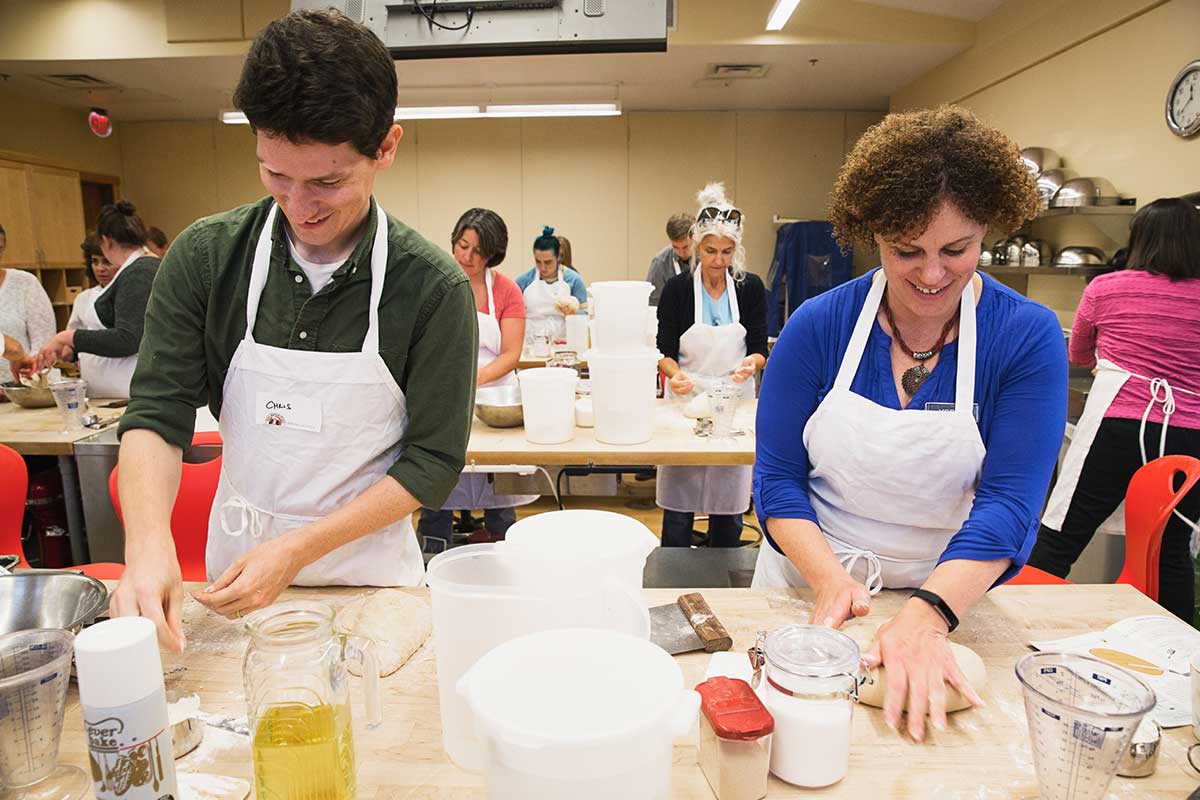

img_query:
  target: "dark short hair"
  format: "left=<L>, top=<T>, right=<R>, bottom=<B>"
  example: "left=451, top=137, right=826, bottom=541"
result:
left=556, top=235, right=574, bottom=271
left=829, top=105, right=1039, bottom=250
left=451, top=208, right=508, bottom=268
left=666, top=213, right=694, bottom=241
left=533, top=226, right=560, bottom=257
left=80, top=232, right=103, bottom=281
left=97, top=201, right=148, bottom=247
left=146, top=227, right=168, bottom=248
left=233, top=9, right=398, bottom=158
left=1126, top=197, right=1200, bottom=281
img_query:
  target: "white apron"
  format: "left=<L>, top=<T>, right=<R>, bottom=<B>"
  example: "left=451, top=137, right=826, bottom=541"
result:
left=77, top=259, right=139, bottom=399
left=753, top=270, right=986, bottom=589
left=207, top=201, right=424, bottom=587
left=1042, top=358, right=1200, bottom=537
left=523, top=266, right=572, bottom=345
left=442, top=270, right=537, bottom=511
left=657, top=268, right=755, bottom=515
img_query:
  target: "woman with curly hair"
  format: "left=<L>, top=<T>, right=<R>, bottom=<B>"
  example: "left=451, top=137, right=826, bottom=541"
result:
left=752, top=106, right=1067, bottom=740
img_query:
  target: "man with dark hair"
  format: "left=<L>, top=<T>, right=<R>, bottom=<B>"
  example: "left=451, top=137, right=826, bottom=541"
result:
left=110, top=9, right=478, bottom=649
left=146, top=227, right=168, bottom=258
left=646, top=212, right=695, bottom=305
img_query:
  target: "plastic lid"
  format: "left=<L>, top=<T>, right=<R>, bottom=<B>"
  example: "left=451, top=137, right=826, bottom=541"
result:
left=503, top=510, right=658, bottom=562
left=764, top=624, right=860, bottom=679
left=696, top=677, right=774, bottom=740
left=74, top=616, right=166, bottom=708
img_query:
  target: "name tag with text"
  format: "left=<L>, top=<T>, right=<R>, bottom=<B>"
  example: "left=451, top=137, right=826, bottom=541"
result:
left=255, top=392, right=322, bottom=432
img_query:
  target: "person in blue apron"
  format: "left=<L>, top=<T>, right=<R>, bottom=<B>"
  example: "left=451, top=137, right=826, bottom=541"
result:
left=27, top=203, right=157, bottom=398
left=106, top=10, right=478, bottom=650
left=418, top=209, right=537, bottom=545
left=1029, top=198, right=1200, bottom=620
left=656, top=183, right=767, bottom=547
left=753, top=107, right=1067, bottom=740
left=515, top=226, right=587, bottom=347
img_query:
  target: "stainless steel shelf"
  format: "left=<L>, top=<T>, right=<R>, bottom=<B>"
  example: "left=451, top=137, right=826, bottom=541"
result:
left=980, top=265, right=1108, bottom=277
left=1037, top=204, right=1136, bottom=219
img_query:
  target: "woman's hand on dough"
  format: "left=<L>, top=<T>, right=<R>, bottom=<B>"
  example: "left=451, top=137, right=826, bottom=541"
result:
left=864, top=598, right=983, bottom=741
left=808, top=573, right=871, bottom=629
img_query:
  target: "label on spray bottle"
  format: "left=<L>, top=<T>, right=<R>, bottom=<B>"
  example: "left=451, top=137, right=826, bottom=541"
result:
left=84, top=687, right=178, bottom=800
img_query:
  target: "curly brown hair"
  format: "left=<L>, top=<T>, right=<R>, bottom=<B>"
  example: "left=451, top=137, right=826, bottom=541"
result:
left=828, top=105, right=1039, bottom=251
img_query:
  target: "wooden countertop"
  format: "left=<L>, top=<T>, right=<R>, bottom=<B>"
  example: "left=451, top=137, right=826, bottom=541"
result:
left=0, top=399, right=125, bottom=455
left=56, top=584, right=1197, bottom=797
left=466, top=398, right=755, bottom=466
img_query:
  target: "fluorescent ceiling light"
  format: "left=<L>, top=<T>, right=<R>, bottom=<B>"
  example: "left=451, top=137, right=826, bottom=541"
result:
left=220, top=110, right=249, bottom=124
left=394, top=105, right=482, bottom=120
left=765, top=0, right=802, bottom=31
left=483, top=103, right=621, bottom=118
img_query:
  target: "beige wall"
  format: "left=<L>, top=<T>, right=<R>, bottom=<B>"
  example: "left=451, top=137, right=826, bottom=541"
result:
left=891, top=0, right=1199, bottom=321
left=0, top=86, right=124, bottom=177
left=115, top=110, right=884, bottom=282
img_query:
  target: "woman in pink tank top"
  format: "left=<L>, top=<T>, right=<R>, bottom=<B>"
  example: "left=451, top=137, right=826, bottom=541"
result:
left=1030, top=197, right=1200, bottom=621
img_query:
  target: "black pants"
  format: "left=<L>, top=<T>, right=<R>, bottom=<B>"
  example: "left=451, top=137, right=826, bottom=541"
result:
left=661, top=510, right=744, bottom=548
left=1028, top=418, right=1200, bottom=622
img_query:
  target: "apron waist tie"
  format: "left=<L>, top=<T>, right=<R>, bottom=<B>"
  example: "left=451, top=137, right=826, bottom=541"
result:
left=834, top=547, right=884, bottom=595
left=1137, top=377, right=1200, bottom=533
left=220, top=495, right=263, bottom=540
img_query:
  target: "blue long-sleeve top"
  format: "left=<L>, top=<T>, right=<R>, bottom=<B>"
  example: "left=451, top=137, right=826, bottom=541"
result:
left=753, top=269, right=1067, bottom=584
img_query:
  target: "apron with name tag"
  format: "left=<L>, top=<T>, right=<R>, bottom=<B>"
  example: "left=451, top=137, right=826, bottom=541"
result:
left=206, top=201, right=424, bottom=587
left=657, top=268, right=755, bottom=515
left=752, top=270, right=985, bottom=590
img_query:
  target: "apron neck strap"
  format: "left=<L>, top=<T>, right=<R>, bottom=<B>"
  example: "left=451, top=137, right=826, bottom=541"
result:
left=245, top=201, right=389, bottom=354
left=484, top=268, right=498, bottom=319
left=834, top=270, right=977, bottom=413
left=693, top=268, right=740, bottom=326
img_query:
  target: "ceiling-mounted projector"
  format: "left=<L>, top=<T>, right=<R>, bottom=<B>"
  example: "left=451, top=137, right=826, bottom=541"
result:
left=291, top=0, right=668, bottom=59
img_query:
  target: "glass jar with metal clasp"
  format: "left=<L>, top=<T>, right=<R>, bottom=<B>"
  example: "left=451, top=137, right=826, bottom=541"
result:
left=749, top=625, right=862, bottom=789
left=545, top=349, right=582, bottom=375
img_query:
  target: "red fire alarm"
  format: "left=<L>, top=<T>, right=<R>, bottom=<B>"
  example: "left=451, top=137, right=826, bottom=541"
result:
left=88, top=107, right=112, bottom=138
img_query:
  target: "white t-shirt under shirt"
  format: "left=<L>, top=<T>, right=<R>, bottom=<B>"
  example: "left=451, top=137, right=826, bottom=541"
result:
left=285, top=231, right=345, bottom=294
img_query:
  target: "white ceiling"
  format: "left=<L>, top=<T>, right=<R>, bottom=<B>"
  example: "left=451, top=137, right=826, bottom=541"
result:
left=0, top=0, right=997, bottom=122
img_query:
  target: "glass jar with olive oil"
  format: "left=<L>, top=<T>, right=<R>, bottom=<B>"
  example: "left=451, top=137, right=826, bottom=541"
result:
left=243, top=601, right=382, bottom=799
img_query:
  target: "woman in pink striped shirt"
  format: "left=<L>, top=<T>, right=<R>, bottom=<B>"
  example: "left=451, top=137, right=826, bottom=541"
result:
left=1030, top=197, right=1200, bottom=620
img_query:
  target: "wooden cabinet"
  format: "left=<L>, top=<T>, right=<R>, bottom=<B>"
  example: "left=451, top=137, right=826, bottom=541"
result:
left=0, top=158, right=93, bottom=329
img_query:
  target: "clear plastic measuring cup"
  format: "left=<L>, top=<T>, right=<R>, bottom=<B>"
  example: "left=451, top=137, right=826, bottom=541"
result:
left=49, top=379, right=88, bottom=432
left=1015, top=652, right=1156, bottom=800
left=0, top=628, right=88, bottom=798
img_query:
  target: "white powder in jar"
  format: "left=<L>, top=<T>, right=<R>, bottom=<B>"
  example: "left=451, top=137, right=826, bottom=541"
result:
left=761, top=689, right=853, bottom=787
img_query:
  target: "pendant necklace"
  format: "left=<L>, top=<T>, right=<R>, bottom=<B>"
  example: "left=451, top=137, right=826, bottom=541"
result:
left=880, top=290, right=960, bottom=396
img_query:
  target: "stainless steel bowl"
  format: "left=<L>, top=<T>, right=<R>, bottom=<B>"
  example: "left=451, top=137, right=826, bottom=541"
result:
left=0, top=572, right=109, bottom=636
left=1053, top=246, right=1108, bottom=267
left=1051, top=176, right=1122, bottom=207
left=1020, top=146, right=1062, bottom=175
left=1036, top=168, right=1078, bottom=207
left=1, top=382, right=55, bottom=408
left=474, top=385, right=524, bottom=428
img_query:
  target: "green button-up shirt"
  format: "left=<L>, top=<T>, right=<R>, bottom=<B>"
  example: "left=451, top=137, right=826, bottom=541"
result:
left=119, top=197, right=478, bottom=509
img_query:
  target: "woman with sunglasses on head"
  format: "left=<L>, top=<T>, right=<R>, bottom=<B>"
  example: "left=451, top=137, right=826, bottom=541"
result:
left=655, top=183, right=768, bottom=549
left=753, top=107, right=1066, bottom=742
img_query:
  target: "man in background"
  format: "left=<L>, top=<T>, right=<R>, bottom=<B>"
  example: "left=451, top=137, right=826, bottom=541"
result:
left=646, top=212, right=694, bottom=305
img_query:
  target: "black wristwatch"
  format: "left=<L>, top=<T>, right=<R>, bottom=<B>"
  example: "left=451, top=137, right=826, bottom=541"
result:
left=910, top=589, right=959, bottom=633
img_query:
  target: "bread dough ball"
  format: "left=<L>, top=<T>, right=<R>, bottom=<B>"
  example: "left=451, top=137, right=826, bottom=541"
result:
left=683, top=394, right=713, bottom=419
left=840, top=619, right=986, bottom=714
left=334, top=589, right=432, bottom=677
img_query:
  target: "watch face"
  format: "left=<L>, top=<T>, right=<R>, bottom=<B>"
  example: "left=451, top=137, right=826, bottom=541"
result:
left=1167, top=61, right=1200, bottom=137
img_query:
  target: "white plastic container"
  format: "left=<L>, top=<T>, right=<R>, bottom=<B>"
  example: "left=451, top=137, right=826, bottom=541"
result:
left=75, top=617, right=178, bottom=799
left=750, top=625, right=860, bottom=788
left=426, top=544, right=650, bottom=772
left=518, top=367, right=577, bottom=444
left=590, top=281, right=653, bottom=353
left=458, top=628, right=699, bottom=800
left=585, top=348, right=661, bottom=445
left=565, top=314, right=589, bottom=353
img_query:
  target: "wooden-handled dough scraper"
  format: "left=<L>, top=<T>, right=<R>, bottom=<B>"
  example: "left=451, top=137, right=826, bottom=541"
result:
left=649, top=592, right=733, bottom=655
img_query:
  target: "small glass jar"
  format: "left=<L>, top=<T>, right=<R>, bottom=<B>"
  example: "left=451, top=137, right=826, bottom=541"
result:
left=696, top=677, right=774, bottom=800
left=545, top=349, right=581, bottom=374
left=750, top=625, right=860, bottom=788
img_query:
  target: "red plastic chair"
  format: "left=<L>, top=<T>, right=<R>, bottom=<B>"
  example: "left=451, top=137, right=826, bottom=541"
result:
left=1011, top=455, right=1200, bottom=600
left=0, top=444, right=31, bottom=568
left=82, top=433, right=223, bottom=582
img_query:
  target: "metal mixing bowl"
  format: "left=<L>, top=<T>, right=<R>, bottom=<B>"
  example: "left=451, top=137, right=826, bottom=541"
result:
left=474, top=385, right=524, bottom=428
left=1035, top=168, right=1077, bottom=207
left=1019, top=146, right=1062, bottom=175
left=1051, top=176, right=1122, bottom=207
left=1053, top=246, right=1109, bottom=267
left=1, top=382, right=55, bottom=408
left=0, top=572, right=109, bottom=636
